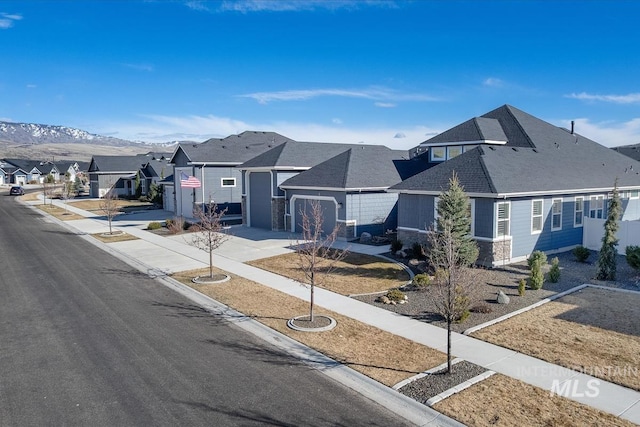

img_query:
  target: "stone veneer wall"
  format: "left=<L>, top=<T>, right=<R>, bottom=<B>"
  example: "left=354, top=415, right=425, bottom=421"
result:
left=241, top=196, right=247, bottom=225
left=271, top=198, right=286, bottom=231
left=397, top=229, right=512, bottom=267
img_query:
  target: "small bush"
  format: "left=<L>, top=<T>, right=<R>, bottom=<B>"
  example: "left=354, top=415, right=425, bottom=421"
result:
left=147, top=221, right=162, bottom=230
left=411, top=242, right=426, bottom=260
left=626, top=245, right=640, bottom=272
left=390, top=239, right=403, bottom=253
left=455, top=309, right=470, bottom=323
left=518, top=279, right=526, bottom=296
left=167, top=216, right=184, bottom=234
left=412, top=273, right=431, bottom=287
left=573, top=245, right=591, bottom=263
left=434, top=268, right=449, bottom=284
left=470, top=304, right=492, bottom=314
left=527, top=250, right=547, bottom=269
left=548, top=257, right=561, bottom=283
left=386, top=289, right=406, bottom=302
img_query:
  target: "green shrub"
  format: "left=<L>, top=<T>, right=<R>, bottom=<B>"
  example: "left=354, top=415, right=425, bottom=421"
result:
left=147, top=221, right=162, bottom=230
left=455, top=309, right=470, bottom=323
left=390, top=239, right=403, bottom=253
left=412, top=273, right=431, bottom=287
left=411, top=242, right=426, bottom=260
left=572, top=245, right=591, bottom=263
left=386, top=289, right=406, bottom=302
left=548, top=257, right=561, bottom=283
left=453, top=286, right=471, bottom=323
left=527, top=250, right=547, bottom=269
left=518, top=279, right=526, bottom=296
left=626, top=245, right=640, bottom=272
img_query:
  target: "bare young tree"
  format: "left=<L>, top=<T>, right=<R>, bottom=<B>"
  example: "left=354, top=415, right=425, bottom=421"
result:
left=41, top=173, right=55, bottom=206
left=191, top=201, right=229, bottom=279
left=295, top=200, right=348, bottom=321
left=59, top=173, right=76, bottom=210
left=99, top=184, right=120, bottom=235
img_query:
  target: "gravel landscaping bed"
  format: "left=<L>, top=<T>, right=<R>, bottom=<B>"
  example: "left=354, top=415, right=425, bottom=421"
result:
left=354, top=250, right=640, bottom=333
left=399, top=360, right=488, bottom=403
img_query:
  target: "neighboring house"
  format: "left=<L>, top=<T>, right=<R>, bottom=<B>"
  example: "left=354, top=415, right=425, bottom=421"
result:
left=58, top=160, right=90, bottom=183
left=389, top=105, right=640, bottom=267
left=277, top=144, right=427, bottom=239
left=612, top=143, right=640, bottom=162
left=168, top=131, right=294, bottom=219
left=88, top=153, right=171, bottom=198
left=3, top=159, right=60, bottom=183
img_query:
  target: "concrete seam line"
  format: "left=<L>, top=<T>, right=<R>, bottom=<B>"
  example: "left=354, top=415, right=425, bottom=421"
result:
left=426, top=370, right=496, bottom=407
left=392, top=358, right=464, bottom=390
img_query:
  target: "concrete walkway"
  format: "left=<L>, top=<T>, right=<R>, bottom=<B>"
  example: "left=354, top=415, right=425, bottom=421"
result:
left=29, top=198, right=640, bottom=424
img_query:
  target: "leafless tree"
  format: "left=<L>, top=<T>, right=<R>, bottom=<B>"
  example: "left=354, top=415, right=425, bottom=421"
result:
left=41, top=174, right=55, bottom=206
left=59, top=173, right=76, bottom=210
left=99, top=185, right=120, bottom=235
left=427, top=220, right=477, bottom=374
left=191, top=201, right=229, bottom=279
left=295, top=200, right=348, bottom=321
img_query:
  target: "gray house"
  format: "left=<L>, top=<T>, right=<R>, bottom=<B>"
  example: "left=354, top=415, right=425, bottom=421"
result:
left=278, top=145, right=426, bottom=239
left=390, top=105, right=640, bottom=267
left=88, top=153, right=170, bottom=198
left=168, top=131, right=294, bottom=219
left=3, top=159, right=60, bottom=183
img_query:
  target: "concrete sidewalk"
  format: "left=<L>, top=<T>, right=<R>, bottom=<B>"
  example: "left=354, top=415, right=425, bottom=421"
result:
left=30, top=198, right=640, bottom=424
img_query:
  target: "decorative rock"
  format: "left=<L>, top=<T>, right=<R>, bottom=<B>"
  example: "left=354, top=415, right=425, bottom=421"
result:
left=360, top=232, right=372, bottom=243
left=496, top=290, right=510, bottom=304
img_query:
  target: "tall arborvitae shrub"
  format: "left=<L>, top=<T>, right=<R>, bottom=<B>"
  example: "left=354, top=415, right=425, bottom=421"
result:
left=596, top=180, right=622, bottom=280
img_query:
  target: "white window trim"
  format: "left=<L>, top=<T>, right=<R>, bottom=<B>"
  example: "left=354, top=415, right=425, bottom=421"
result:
left=447, top=146, right=462, bottom=159
left=221, top=177, right=236, bottom=187
left=531, top=199, right=543, bottom=234
left=430, top=147, right=446, bottom=162
left=574, top=196, right=584, bottom=227
left=589, top=195, right=605, bottom=219
left=631, top=189, right=639, bottom=200
left=551, top=198, right=562, bottom=231
left=496, top=201, right=511, bottom=237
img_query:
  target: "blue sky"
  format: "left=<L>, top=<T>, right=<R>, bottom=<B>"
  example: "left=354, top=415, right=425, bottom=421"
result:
left=1, top=0, right=639, bottom=148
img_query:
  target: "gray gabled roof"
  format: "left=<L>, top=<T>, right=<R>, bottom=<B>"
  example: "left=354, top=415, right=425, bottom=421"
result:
left=238, top=140, right=408, bottom=170
left=421, top=117, right=509, bottom=146
left=280, top=145, right=411, bottom=190
left=612, top=144, right=640, bottom=162
left=88, top=155, right=149, bottom=173
left=171, top=131, right=294, bottom=164
left=392, top=105, right=640, bottom=196
left=4, top=158, right=59, bottom=175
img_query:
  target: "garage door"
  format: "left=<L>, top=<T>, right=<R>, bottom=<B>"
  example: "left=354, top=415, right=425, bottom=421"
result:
left=293, top=198, right=336, bottom=235
left=249, top=172, right=272, bottom=229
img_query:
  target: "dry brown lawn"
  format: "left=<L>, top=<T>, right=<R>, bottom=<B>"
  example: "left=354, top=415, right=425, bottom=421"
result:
left=472, top=287, right=640, bottom=391
left=35, top=204, right=86, bottom=221
left=20, top=191, right=41, bottom=202
left=172, top=267, right=444, bottom=386
left=434, top=374, right=635, bottom=427
left=247, top=252, right=409, bottom=295
left=91, top=232, right=139, bottom=243
left=69, top=199, right=153, bottom=212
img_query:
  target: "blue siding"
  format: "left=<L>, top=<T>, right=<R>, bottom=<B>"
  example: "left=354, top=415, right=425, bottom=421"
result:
left=194, top=166, right=243, bottom=215
left=249, top=172, right=272, bottom=229
left=346, top=192, right=398, bottom=236
left=398, top=194, right=433, bottom=231
left=275, top=171, right=298, bottom=197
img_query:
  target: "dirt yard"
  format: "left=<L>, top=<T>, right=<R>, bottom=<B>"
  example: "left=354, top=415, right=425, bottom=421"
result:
left=472, top=286, right=640, bottom=391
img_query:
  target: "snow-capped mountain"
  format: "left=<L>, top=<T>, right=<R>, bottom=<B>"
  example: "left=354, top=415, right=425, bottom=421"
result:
left=0, top=121, right=135, bottom=146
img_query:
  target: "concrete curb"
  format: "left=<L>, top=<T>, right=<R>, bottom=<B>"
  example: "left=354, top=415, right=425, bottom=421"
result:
left=26, top=200, right=464, bottom=427
left=426, top=370, right=497, bottom=407
left=462, top=283, right=590, bottom=335
left=393, top=358, right=464, bottom=390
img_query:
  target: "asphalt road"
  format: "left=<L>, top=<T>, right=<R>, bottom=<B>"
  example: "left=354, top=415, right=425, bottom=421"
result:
left=0, top=194, right=412, bottom=426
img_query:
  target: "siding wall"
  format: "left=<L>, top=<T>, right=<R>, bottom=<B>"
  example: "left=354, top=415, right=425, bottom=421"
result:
left=248, top=172, right=272, bottom=229
left=397, top=194, right=433, bottom=231
left=193, top=166, right=242, bottom=215
left=346, top=191, right=398, bottom=236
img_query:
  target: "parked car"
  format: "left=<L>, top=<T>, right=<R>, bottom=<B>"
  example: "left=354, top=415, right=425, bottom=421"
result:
left=9, top=186, right=24, bottom=196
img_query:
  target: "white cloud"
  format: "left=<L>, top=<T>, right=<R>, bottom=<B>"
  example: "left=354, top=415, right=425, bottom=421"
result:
left=560, top=117, right=640, bottom=147
left=122, top=63, right=154, bottom=72
left=97, top=113, right=438, bottom=149
left=239, top=87, right=438, bottom=104
left=375, top=102, right=396, bottom=108
left=483, top=77, right=504, bottom=87
left=0, top=12, right=22, bottom=29
left=214, top=0, right=397, bottom=13
left=565, top=92, right=640, bottom=104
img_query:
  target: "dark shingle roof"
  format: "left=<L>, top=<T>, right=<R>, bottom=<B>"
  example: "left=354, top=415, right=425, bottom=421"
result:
left=4, top=159, right=58, bottom=174
left=421, top=117, right=508, bottom=145
left=88, top=155, right=149, bottom=173
left=392, top=105, right=640, bottom=196
left=172, top=131, right=294, bottom=164
left=612, top=144, right=640, bottom=162
left=280, top=145, right=411, bottom=190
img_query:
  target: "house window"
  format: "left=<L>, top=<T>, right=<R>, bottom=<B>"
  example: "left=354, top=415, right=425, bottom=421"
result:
left=430, top=147, right=446, bottom=162
left=221, top=178, right=236, bottom=187
left=433, top=196, right=440, bottom=230
left=447, top=146, right=462, bottom=159
left=551, top=198, right=562, bottom=231
left=589, top=195, right=604, bottom=219
left=574, top=197, right=584, bottom=227
left=631, top=190, right=639, bottom=199
left=497, top=202, right=510, bottom=237
left=531, top=199, right=543, bottom=234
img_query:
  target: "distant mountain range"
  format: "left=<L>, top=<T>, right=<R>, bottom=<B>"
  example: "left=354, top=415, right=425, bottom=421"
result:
left=0, top=121, right=146, bottom=146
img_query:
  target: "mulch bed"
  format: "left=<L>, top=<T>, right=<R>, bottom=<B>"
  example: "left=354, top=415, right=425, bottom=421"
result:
left=353, top=250, right=640, bottom=333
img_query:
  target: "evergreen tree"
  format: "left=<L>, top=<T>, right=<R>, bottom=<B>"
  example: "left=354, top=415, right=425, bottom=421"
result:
left=435, top=172, right=479, bottom=266
left=596, top=179, right=622, bottom=280
left=134, top=171, right=142, bottom=198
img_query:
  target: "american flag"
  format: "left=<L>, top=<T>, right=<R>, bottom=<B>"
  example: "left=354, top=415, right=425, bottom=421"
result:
left=180, top=171, right=201, bottom=188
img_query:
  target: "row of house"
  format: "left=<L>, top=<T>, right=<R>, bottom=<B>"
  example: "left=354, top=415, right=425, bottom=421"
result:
left=89, top=105, right=640, bottom=267
left=0, top=158, right=88, bottom=185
